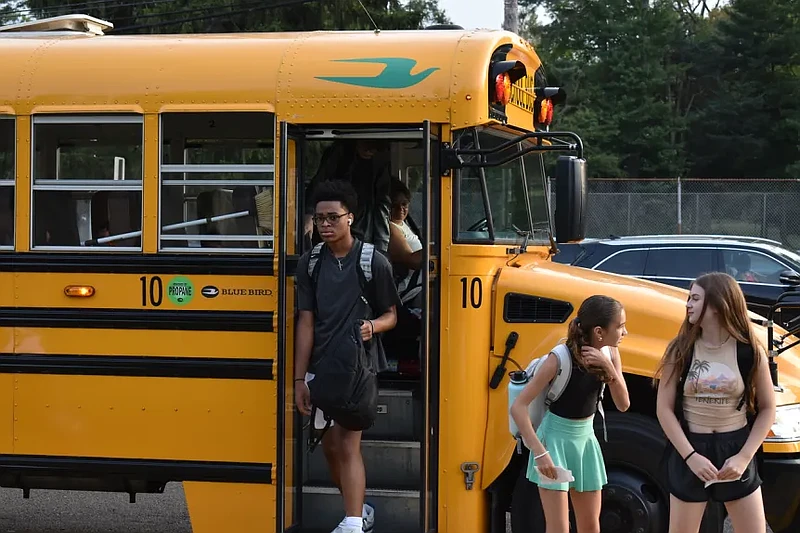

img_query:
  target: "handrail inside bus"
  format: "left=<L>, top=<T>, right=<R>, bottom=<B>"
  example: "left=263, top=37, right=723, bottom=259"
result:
left=442, top=130, right=584, bottom=170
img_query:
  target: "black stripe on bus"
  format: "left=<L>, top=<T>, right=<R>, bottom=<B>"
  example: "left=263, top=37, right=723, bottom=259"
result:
left=0, top=253, right=300, bottom=276
left=0, top=308, right=274, bottom=332
left=0, top=455, right=272, bottom=485
left=0, top=354, right=274, bottom=380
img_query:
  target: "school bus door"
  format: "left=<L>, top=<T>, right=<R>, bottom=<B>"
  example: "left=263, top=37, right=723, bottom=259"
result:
left=277, top=122, right=439, bottom=533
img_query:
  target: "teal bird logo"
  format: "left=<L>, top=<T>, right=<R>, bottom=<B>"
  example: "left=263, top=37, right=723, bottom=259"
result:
left=315, top=58, right=440, bottom=89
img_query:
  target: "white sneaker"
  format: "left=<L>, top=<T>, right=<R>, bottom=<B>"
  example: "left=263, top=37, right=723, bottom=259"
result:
left=331, top=523, right=362, bottom=533
left=363, top=503, right=375, bottom=532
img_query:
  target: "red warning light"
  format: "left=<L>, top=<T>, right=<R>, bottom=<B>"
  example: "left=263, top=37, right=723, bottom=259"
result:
left=539, top=98, right=554, bottom=126
left=494, top=73, right=512, bottom=105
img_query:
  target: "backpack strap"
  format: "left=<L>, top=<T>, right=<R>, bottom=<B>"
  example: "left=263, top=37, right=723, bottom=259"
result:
left=545, top=344, right=573, bottom=406
left=736, top=340, right=756, bottom=417
left=307, top=242, right=325, bottom=315
left=595, top=346, right=613, bottom=442
left=306, top=405, right=334, bottom=454
left=359, top=242, right=374, bottom=284
left=674, top=344, right=694, bottom=428
left=308, top=242, right=325, bottom=280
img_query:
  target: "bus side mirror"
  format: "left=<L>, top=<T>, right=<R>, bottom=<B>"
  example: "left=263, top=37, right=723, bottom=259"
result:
left=554, top=156, right=587, bottom=244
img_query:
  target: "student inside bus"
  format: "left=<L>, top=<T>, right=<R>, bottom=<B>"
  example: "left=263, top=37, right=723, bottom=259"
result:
left=303, top=139, right=393, bottom=254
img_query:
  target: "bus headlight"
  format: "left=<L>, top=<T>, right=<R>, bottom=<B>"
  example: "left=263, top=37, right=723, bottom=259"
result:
left=766, top=404, right=800, bottom=442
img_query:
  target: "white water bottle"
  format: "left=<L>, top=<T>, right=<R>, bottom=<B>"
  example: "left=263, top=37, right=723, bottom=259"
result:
left=508, top=370, right=530, bottom=437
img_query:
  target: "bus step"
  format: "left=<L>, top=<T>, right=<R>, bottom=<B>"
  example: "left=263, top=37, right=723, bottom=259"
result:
left=366, top=387, right=421, bottom=441
left=306, top=439, right=421, bottom=490
left=301, top=486, right=420, bottom=533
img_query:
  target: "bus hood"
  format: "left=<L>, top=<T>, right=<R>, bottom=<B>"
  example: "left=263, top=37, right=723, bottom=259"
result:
left=491, top=260, right=800, bottom=404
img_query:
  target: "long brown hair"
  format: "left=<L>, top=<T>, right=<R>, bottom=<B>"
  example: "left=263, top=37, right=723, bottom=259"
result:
left=653, top=272, right=763, bottom=413
left=566, top=295, right=624, bottom=383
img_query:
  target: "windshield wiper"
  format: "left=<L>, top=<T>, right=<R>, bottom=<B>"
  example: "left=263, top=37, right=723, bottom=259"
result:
left=507, top=224, right=532, bottom=255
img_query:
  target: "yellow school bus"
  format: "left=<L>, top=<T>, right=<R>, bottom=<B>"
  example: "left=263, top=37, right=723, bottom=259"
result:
left=1, top=13, right=799, bottom=533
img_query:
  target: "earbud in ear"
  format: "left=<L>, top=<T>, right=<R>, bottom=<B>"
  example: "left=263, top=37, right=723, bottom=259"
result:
left=348, top=219, right=352, bottom=225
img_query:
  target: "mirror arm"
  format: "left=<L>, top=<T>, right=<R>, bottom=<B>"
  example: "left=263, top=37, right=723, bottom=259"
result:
left=442, top=131, right=584, bottom=171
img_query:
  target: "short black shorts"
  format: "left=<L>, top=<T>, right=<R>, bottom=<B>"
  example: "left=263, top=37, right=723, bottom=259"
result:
left=666, top=425, right=762, bottom=503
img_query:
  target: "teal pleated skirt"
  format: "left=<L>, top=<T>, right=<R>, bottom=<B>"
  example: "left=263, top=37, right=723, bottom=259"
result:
left=526, top=411, right=608, bottom=492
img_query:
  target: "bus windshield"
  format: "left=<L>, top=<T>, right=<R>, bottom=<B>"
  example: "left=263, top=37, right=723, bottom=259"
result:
left=454, top=127, right=551, bottom=245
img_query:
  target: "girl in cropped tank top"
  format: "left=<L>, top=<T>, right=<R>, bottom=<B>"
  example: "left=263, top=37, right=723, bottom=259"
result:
left=510, top=295, right=631, bottom=533
left=655, top=272, right=776, bottom=533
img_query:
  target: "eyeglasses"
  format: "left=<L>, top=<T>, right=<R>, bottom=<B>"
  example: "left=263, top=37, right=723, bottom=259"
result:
left=313, top=212, right=350, bottom=226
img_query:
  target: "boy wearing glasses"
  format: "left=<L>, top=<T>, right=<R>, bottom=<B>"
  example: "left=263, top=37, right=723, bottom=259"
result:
left=294, top=180, right=399, bottom=533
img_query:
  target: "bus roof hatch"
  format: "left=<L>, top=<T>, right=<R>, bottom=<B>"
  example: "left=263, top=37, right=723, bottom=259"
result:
left=0, top=14, right=113, bottom=36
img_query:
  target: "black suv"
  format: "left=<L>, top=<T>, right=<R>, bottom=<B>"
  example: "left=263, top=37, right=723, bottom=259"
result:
left=553, top=234, right=800, bottom=326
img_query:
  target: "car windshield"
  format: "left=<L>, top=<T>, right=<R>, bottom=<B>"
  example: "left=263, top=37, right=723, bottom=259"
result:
left=454, top=127, right=550, bottom=244
left=772, top=246, right=800, bottom=271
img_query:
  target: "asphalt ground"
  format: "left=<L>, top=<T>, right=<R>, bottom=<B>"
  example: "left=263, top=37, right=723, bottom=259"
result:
left=0, top=483, right=774, bottom=532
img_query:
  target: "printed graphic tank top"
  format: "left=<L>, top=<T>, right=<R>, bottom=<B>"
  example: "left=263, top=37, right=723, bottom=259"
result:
left=682, top=335, right=747, bottom=433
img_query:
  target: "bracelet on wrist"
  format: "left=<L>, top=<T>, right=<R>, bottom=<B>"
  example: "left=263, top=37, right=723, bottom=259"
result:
left=534, top=450, right=549, bottom=460
left=683, top=450, right=696, bottom=462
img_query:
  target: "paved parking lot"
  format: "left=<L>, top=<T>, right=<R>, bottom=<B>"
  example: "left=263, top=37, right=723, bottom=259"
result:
left=0, top=484, right=776, bottom=533
left=0, top=484, right=191, bottom=533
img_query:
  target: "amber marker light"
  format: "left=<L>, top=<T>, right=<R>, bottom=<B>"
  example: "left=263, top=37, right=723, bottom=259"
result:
left=64, top=285, right=95, bottom=297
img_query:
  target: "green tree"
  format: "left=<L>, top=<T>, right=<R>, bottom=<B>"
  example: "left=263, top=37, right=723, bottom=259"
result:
left=687, top=0, right=800, bottom=178
left=520, top=0, right=690, bottom=178
left=520, top=0, right=686, bottom=177
left=0, top=1, right=29, bottom=25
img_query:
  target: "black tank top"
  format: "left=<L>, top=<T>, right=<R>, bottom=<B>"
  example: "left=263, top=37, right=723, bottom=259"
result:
left=548, top=351, right=603, bottom=419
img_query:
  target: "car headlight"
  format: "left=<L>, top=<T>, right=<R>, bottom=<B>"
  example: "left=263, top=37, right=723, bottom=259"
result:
left=766, top=404, right=800, bottom=443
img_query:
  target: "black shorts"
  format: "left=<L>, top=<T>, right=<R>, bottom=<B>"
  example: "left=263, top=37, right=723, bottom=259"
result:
left=666, top=426, right=762, bottom=503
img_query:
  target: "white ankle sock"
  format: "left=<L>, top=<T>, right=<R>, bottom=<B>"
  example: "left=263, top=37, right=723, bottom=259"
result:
left=344, top=516, right=362, bottom=528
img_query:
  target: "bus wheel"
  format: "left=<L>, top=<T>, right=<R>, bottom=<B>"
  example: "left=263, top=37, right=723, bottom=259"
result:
left=601, top=468, right=666, bottom=533
left=601, top=412, right=670, bottom=533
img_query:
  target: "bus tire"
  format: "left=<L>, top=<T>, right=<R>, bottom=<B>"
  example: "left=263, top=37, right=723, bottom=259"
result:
left=599, top=412, right=670, bottom=533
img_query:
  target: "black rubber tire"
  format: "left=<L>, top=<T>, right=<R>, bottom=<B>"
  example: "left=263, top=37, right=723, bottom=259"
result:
left=599, top=411, right=671, bottom=533
left=601, top=411, right=729, bottom=533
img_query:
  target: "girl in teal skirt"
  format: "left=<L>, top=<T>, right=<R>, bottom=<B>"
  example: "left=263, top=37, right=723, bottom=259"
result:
left=510, top=295, right=631, bottom=533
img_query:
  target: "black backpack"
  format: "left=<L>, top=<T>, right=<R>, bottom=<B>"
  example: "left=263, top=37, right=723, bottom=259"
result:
left=305, top=241, right=379, bottom=444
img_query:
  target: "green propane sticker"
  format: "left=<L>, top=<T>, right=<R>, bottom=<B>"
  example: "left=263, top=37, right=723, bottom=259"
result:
left=167, top=276, right=195, bottom=306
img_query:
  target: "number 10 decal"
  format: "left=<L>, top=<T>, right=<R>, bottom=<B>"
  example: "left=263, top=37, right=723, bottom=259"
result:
left=460, top=277, right=482, bottom=309
left=140, top=276, right=163, bottom=307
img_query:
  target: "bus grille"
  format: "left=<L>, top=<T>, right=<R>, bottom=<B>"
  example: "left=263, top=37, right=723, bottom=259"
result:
left=503, top=293, right=573, bottom=323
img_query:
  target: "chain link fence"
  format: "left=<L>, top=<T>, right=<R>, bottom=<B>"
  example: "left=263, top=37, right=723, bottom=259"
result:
left=547, top=178, right=800, bottom=250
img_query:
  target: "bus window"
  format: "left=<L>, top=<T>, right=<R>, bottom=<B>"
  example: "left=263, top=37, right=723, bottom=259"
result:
left=454, top=127, right=551, bottom=245
left=31, top=115, right=143, bottom=250
left=0, top=117, right=13, bottom=248
left=159, top=112, right=274, bottom=252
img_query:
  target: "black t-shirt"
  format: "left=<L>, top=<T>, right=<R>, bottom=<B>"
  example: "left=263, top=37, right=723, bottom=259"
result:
left=548, top=349, right=604, bottom=419
left=296, top=238, right=399, bottom=374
